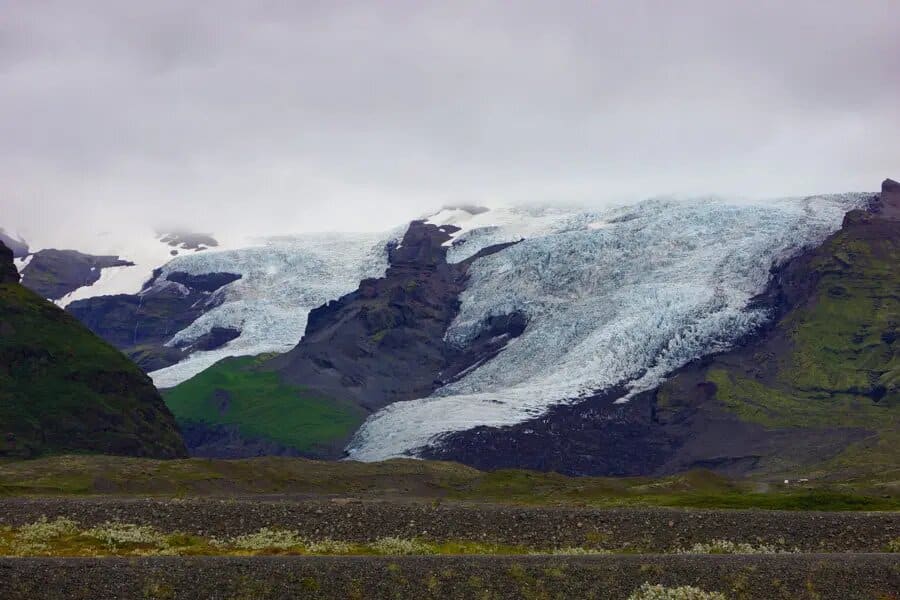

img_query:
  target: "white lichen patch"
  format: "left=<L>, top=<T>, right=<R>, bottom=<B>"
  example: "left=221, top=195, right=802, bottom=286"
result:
left=628, top=583, right=728, bottom=600
left=677, top=539, right=795, bottom=555
left=370, top=537, right=437, bottom=555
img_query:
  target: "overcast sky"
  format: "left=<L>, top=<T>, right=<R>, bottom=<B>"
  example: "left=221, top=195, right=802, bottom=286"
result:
left=2, top=0, right=899, bottom=242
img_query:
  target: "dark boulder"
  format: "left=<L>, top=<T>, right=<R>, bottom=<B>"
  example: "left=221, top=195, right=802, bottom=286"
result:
left=0, top=241, right=20, bottom=284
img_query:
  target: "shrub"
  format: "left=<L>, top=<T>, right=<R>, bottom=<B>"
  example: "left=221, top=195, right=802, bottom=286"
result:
left=84, top=522, right=168, bottom=549
left=627, top=583, right=727, bottom=600
left=541, top=547, right=612, bottom=555
left=677, top=539, right=791, bottom=554
left=16, top=517, right=79, bottom=542
left=370, top=537, right=436, bottom=555
left=226, top=528, right=306, bottom=551
left=886, top=537, right=900, bottom=552
left=306, top=539, right=353, bottom=554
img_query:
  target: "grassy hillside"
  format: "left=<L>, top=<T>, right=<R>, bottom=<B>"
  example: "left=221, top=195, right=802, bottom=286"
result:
left=658, top=208, right=899, bottom=480
left=162, top=355, right=366, bottom=456
left=0, top=276, right=186, bottom=459
left=0, top=455, right=896, bottom=510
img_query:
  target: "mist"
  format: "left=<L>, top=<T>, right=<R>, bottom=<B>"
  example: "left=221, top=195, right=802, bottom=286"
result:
left=2, top=0, right=898, bottom=247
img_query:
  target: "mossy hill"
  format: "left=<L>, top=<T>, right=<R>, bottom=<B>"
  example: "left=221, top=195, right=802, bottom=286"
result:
left=0, top=241, right=186, bottom=459
left=162, top=355, right=365, bottom=458
left=656, top=181, right=900, bottom=479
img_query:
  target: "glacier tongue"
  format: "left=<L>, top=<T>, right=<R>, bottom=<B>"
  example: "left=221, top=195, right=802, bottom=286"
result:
left=346, top=194, right=868, bottom=461
left=148, top=231, right=396, bottom=388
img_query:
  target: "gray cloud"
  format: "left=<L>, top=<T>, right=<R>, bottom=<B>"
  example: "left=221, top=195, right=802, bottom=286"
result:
left=2, top=0, right=898, bottom=243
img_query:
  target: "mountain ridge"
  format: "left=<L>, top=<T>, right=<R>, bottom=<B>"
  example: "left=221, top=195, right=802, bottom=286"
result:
left=0, top=240, right=187, bottom=459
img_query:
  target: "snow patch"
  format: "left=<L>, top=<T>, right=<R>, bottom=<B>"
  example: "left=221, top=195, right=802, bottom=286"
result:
left=13, top=255, right=33, bottom=274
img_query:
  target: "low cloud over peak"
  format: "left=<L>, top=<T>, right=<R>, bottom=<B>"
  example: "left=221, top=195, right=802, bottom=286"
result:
left=2, top=0, right=898, bottom=244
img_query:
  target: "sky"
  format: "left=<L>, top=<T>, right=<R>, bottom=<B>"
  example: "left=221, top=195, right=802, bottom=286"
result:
left=2, top=0, right=899, bottom=245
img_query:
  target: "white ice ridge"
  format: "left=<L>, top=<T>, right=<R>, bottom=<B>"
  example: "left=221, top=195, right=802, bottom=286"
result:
left=148, top=231, right=396, bottom=388
left=346, top=193, right=868, bottom=461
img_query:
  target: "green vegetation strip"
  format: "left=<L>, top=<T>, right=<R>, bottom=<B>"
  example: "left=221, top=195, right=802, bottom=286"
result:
left=3, top=517, right=853, bottom=558
left=0, top=456, right=897, bottom=511
left=162, top=356, right=365, bottom=454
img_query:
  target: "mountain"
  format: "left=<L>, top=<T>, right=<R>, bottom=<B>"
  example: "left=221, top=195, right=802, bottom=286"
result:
left=422, top=180, right=900, bottom=478
left=152, top=191, right=873, bottom=467
left=161, top=220, right=522, bottom=458
left=20, top=184, right=896, bottom=477
left=0, top=240, right=187, bottom=459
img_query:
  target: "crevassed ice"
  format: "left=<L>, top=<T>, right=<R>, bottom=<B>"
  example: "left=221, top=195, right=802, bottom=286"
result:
left=149, top=231, right=396, bottom=388
left=346, top=194, right=868, bottom=461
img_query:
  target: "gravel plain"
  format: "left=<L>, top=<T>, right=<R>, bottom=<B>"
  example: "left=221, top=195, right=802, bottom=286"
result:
left=0, top=497, right=897, bottom=552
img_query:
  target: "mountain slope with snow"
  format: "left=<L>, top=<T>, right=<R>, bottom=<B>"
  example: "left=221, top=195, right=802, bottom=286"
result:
left=347, top=194, right=868, bottom=461
left=148, top=232, right=397, bottom=387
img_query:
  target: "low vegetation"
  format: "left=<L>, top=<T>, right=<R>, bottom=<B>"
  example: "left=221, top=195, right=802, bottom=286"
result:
left=676, top=539, right=795, bottom=555
left=162, top=355, right=366, bottom=456
left=0, top=518, right=611, bottom=557
left=0, top=518, right=827, bottom=559
left=627, top=583, right=727, bottom=600
left=0, top=455, right=896, bottom=511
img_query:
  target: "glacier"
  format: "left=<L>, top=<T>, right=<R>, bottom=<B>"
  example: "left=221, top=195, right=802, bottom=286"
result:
left=148, top=231, right=396, bottom=388
left=345, top=193, right=868, bottom=461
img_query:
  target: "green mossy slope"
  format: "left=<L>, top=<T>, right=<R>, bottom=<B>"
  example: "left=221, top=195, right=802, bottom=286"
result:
left=0, top=248, right=187, bottom=458
left=658, top=206, right=899, bottom=479
left=162, top=355, right=366, bottom=457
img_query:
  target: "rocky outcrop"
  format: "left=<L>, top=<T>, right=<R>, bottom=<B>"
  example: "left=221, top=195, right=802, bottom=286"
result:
left=0, top=241, right=19, bottom=284
left=158, top=231, right=219, bottom=252
left=67, top=270, right=242, bottom=372
left=269, top=221, right=522, bottom=413
left=19, top=249, right=134, bottom=300
left=424, top=181, right=899, bottom=478
left=177, top=422, right=304, bottom=458
left=0, top=241, right=187, bottom=459
left=0, top=230, right=28, bottom=259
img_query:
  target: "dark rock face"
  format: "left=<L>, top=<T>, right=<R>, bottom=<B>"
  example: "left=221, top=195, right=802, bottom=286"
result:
left=0, top=242, right=19, bottom=284
left=424, top=185, right=898, bottom=478
left=19, top=249, right=134, bottom=300
left=0, top=240, right=187, bottom=459
left=166, top=271, right=241, bottom=293
left=175, top=326, right=241, bottom=352
left=270, top=221, right=522, bottom=413
left=178, top=421, right=304, bottom=458
left=67, top=271, right=242, bottom=372
left=0, top=230, right=28, bottom=259
left=423, top=374, right=867, bottom=477
left=158, top=231, right=219, bottom=251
